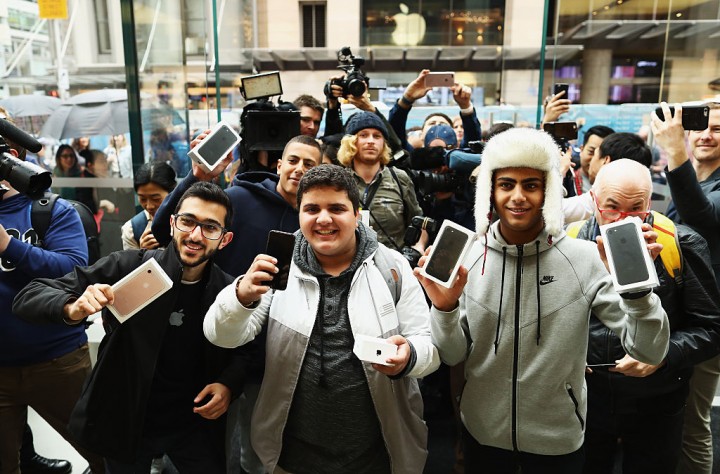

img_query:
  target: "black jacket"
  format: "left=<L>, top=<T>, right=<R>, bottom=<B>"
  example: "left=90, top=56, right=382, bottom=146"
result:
left=13, top=246, right=245, bottom=461
left=576, top=214, right=720, bottom=412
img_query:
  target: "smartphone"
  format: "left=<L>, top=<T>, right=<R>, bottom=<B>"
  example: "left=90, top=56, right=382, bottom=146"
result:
left=424, top=72, right=455, bottom=88
left=108, top=258, right=173, bottom=323
left=654, top=105, right=710, bottom=131
left=603, top=221, right=650, bottom=286
left=553, top=83, right=569, bottom=99
left=420, top=220, right=476, bottom=288
left=187, top=121, right=241, bottom=172
left=586, top=363, right=616, bottom=368
left=543, top=121, right=578, bottom=141
left=264, top=230, right=295, bottom=291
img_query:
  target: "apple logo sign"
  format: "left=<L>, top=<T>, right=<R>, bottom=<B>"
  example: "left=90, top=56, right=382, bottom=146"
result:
left=169, top=311, right=185, bottom=327
left=392, top=3, right=426, bottom=47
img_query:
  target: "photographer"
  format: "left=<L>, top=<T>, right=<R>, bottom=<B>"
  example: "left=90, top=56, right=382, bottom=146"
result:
left=337, top=112, right=423, bottom=252
left=388, top=69, right=481, bottom=153
left=0, top=115, right=104, bottom=473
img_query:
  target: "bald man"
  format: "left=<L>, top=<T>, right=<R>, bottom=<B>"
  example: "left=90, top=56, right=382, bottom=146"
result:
left=567, top=159, right=720, bottom=474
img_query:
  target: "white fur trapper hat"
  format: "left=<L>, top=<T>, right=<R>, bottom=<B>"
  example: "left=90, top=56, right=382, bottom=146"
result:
left=474, top=127, right=564, bottom=237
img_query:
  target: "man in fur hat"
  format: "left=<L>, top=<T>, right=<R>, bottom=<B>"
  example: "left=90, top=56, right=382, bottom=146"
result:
left=415, top=127, right=670, bottom=473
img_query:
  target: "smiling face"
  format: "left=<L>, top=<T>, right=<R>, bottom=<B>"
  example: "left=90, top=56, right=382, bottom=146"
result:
left=170, top=196, right=232, bottom=279
left=354, top=128, right=386, bottom=164
left=299, top=186, right=359, bottom=274
left=689, top=108, right=720, bottom=167
left=492, top=167, right=545, bottom=244
left=276, top=142, right=321, bottom=206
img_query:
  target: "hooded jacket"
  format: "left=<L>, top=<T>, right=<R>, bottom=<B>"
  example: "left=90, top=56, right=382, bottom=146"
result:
left=576, top=214, right=720, bottom=409
left=0, top=192, right=88, bottom=366
left=204, top=232, right=440, bottom=474
left=12, top=246, right=246, bottom=461
left=152, top=171, right=299, bottom=276
left=430, top=222, right=670, bottom=456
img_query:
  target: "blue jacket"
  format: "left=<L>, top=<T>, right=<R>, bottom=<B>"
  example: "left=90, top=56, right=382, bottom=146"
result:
left=153, top=171, right=300, bottom=277
left=0, top=193, right=88, bottom=366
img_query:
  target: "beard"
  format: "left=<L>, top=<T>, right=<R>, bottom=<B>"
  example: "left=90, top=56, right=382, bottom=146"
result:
left=172, top=237, right=218, bottom=268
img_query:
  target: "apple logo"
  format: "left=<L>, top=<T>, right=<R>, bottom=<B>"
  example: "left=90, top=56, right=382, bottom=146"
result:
left=392, top=3, right=427, bottom=47
left=169, top=311, right=185, bottom=326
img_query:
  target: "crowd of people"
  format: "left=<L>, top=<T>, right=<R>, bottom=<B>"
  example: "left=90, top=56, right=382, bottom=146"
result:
left=1, top=73, right=720, bottom=474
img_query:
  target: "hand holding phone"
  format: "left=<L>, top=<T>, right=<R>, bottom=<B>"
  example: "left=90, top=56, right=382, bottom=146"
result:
left=419, top=220, right=476, bottom=288
left=264, top=230, right=295, bottom=291
left=599, top=217, right=659, bottom=293
left=553, top=83, right=570, bottom=100
left=108, top=258, right=173, bottom=323
left=654, top=104, right=709, bottom=130
left=187, top=121, right=241, bottom=173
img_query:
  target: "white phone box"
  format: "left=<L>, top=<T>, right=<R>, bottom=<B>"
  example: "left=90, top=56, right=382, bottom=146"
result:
left=599, top=217, right=659, bottom=294
left=187, top=120, right=241, bottom=173
left=353, top=335, right=398, bottom=366
left=419, top=220, right=477, bottom=288
left=108, top=258, right=174, bottom=323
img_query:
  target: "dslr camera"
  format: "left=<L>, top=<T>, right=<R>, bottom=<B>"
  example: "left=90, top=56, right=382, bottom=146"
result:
left=401, top=216, right=440, bottom=268
left=0, top=120, right=51, bottom=198
left=324, top=47, right=370, bottom=98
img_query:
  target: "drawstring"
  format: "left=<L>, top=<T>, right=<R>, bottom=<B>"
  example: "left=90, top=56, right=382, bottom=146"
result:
left=494, top=246, right=507, bottom=354
left=481, top=235, right=489, bottom=275
left=535, top=241, right=541, bottom=346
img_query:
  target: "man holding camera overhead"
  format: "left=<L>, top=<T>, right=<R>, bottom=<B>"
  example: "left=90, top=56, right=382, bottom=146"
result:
left=652, top=102, right=720, bottom=474
left=0, top=114, right=104, bottom=473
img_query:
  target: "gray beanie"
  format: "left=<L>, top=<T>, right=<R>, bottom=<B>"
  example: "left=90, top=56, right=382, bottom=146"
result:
left=345, top=111, right=389, bottom=140
left=474, top=127, right=564, bottom=237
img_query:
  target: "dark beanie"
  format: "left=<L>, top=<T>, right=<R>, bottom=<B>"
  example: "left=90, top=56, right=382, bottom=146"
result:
left=344, top=111, right=389, bottom=140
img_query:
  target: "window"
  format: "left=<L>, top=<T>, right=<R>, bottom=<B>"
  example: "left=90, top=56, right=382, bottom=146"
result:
left=302, top=3, right=326, bottom=48
left=94, top=0, right=112, bottom=54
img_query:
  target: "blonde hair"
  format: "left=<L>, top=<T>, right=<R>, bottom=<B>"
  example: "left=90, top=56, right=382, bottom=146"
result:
left=337, top=134, right=392, bottom=167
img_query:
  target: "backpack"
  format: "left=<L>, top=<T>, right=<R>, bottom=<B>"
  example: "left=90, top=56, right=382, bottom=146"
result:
left=565, top=211, right=683, bottom=285
left=374, top=244, right=403, bottom=306
left=32, top=192, right=101, bottom=265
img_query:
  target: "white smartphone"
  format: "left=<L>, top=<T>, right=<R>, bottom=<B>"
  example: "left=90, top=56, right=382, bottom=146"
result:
left=107, top=258, right=173, bottom=323
left=187, top=121, right=241, bottom=173
left=420, top=220, right=476, bottom=288
left=353, top=334, right=398, bottom=366
left=424, top=72, right=455, bottom=88
left=599, top=217, right=658, bottom=293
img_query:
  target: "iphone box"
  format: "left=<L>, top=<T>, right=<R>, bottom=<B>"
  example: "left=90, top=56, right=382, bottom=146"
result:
left=599, top=217, right=659, bottom=294
left=108, top=258, right=173, bottom=323
left=353, top=335, right=398, bottom=366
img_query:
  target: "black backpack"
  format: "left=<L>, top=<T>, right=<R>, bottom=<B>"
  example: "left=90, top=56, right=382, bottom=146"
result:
left=32, top=192, right=101, bottom=265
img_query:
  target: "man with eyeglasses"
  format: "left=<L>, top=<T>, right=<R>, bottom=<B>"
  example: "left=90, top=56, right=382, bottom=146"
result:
left=13, top=182, right=246, bottom=473
left=568, top=159, right=720, bottom=474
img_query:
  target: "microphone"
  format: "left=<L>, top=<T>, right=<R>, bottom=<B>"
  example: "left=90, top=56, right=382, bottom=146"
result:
left=0, top=118, right=42, bottom=153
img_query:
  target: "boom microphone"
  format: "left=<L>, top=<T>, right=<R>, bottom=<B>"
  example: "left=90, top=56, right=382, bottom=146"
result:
left=0, top=118, right=42, bottom=153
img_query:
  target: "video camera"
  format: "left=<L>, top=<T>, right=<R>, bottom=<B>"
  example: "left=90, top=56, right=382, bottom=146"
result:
left=238, top=71, right=300, bottom=163
left=323, top=47, right=388, bottom=99
left=393, top=146, right=481, bottom=195
left=0, top=119, right=51, bottom=199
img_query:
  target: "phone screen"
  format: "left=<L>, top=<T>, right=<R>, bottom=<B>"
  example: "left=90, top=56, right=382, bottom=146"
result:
left=425, top=226, right=470, bottom=283
left=265, top=230, right=295, bottom=291
left=197, top=125, right=238, bottom=166
left=605, top=223, right=650, bottom=286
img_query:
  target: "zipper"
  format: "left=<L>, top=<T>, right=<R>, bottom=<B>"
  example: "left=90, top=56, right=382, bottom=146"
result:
left=565, top=383, right=585, bottom=430
left=511, top=245, right=523, bottom=452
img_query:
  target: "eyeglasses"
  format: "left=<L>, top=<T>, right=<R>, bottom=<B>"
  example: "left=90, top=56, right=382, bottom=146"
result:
left=591, top=192, right=650, bottom=222
left=172, top=214, right=226, bottom=240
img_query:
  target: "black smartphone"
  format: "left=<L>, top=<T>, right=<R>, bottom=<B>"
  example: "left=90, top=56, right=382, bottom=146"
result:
left=553, top=83, right=569, bottom=99
left=195, top=124, right=240, bottom=168
left=424, top=225, right=472, bottom=284
left=604, top=222, right=650, bottom=286
left=586, top=363, right=616, bottom=368
left=264, top=230, right=295, bottom=291
left=654, top=105, right=710, bottom=131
